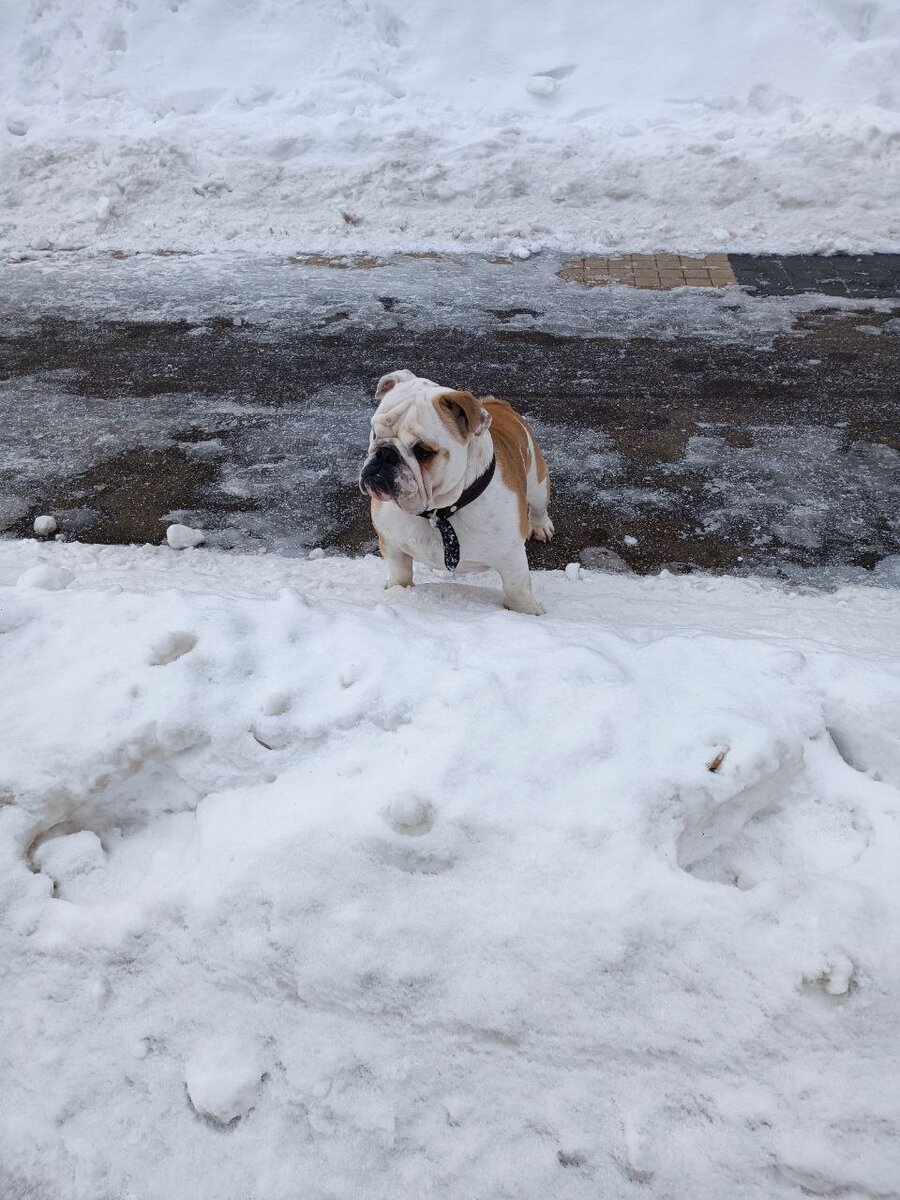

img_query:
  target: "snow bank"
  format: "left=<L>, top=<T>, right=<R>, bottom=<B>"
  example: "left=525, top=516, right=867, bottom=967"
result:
left=2, top=538, right=900, bottom=1198
left=2, top=0, right=900, bottom=255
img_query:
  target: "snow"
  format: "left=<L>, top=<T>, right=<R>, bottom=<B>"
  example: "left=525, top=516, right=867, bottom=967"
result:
left=2, top=0, right=900, bottom=256
left=1, top=537, right=899, bottom=1198
left=185, top=1037, right=265, bottom=1126
left=166, top=522, right=206, bottom=550
left=33, top=513, right=58, bottom=536
left=15, top=560, right=74, bottom=590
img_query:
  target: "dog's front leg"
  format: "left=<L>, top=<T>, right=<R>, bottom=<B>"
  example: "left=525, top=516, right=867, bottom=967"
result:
left=496, top=545, right=544, bottom=616
left=380, top=539, right=414, bottom=590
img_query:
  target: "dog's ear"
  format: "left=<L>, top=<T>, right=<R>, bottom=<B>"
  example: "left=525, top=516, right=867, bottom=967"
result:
left=437, top=391, right=491, bottom=441
left=374, top=369, right=415, bottom=401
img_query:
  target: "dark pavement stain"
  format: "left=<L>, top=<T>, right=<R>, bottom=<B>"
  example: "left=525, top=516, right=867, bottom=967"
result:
left=17, top=447, right=221, bottom=545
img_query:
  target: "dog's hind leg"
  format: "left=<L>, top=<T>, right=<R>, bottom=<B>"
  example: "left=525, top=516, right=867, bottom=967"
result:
left=525, top=436, right=554, bottom=542
left=496, top=544, right=544, bottom=616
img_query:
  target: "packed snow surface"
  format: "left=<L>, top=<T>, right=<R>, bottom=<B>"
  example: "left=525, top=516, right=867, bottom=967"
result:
left=2, top=538, right=900, bottom=1199
left=2, top=0, right=900, bottom=255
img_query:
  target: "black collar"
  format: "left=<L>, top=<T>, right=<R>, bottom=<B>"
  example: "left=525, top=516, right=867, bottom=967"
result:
left=419, top=456, right=496, bottom=572
left=420, top=456, right=496, bottom=523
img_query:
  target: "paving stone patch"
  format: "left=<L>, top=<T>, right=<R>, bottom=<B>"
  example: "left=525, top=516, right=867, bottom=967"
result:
left=558, top=254, right=737, bottom=289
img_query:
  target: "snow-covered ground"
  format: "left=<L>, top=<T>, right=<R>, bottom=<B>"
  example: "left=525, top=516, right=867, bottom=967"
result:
left=2, top=0, right=900, bottom=256
left=3, top=6, right=900, bottom=1191
left=2, top=537, right=900, bottom=1198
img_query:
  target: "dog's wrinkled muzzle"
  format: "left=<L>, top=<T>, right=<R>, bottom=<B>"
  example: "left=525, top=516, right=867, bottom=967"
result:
left=359, top=443, right=403, bottom=499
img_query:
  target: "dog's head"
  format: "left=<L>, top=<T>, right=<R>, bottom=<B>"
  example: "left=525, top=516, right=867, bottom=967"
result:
left=359, top=369, right=491, bottom=512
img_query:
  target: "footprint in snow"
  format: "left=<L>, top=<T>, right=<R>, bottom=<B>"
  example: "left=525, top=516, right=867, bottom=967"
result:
left=185, top=1037, right=265, bottom=1127
left=148, top=631, right=198, bottom=666
left=678, top=734, right=874, bottom=889
left=28, top=828, right=107, bottom=898
left=384, top=795, right=435, bottom=836
left=263, top=692, right=292, bottom=716
left=377, top=800, right=453, bottom=873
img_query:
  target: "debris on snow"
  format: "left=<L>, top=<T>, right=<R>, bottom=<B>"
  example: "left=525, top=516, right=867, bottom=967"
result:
left=818, top=954, right=856, bottom=997
left=707, top=747, right=729, bottom=773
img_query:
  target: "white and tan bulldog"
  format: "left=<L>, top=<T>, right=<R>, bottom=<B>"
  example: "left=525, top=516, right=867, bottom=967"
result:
left=359, top=369, right=553, bottom=615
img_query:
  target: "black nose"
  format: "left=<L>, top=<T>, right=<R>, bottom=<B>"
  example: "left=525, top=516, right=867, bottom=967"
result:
left=372, top=444, right=400, bottom=468
left=360, top=443, right=402, bottom=494
left=361, top=444, right=400, bottom=480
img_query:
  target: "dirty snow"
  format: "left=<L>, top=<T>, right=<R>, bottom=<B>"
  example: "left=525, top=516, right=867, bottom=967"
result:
left=2, top=0, right=900, bottom=256
left=1, top=538, right=899, bottom=1199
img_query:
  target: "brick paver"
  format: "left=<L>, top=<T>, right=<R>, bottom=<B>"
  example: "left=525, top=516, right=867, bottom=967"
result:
left=558, top=254, right=738, bottom=290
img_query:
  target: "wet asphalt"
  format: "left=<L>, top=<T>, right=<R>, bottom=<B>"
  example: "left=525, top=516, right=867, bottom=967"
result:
left=1, top=253, right=899, bottom=585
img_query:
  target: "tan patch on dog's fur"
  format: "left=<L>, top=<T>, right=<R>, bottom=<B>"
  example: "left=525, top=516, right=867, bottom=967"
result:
left=484, top=398, right=531, bottom=538
left=434, top=391, right=489, bottom=442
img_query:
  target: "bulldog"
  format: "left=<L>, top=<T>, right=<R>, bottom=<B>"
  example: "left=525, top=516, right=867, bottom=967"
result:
left=359, top=369, right=553, bottom=615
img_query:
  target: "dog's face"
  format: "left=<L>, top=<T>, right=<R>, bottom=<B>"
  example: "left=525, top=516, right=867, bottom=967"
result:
left=359, top=370, right=491, bottom=513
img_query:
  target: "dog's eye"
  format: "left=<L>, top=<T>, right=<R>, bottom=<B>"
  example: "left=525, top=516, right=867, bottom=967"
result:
left=413, top=443, right=437, bottom=463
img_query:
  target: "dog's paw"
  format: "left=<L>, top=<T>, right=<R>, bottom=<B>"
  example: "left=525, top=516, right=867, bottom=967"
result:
left=384, top=578, right=413, bottom=590
left=530, top=516, right=554, bottom=542
left=504, top=596, right=545, bottom=616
